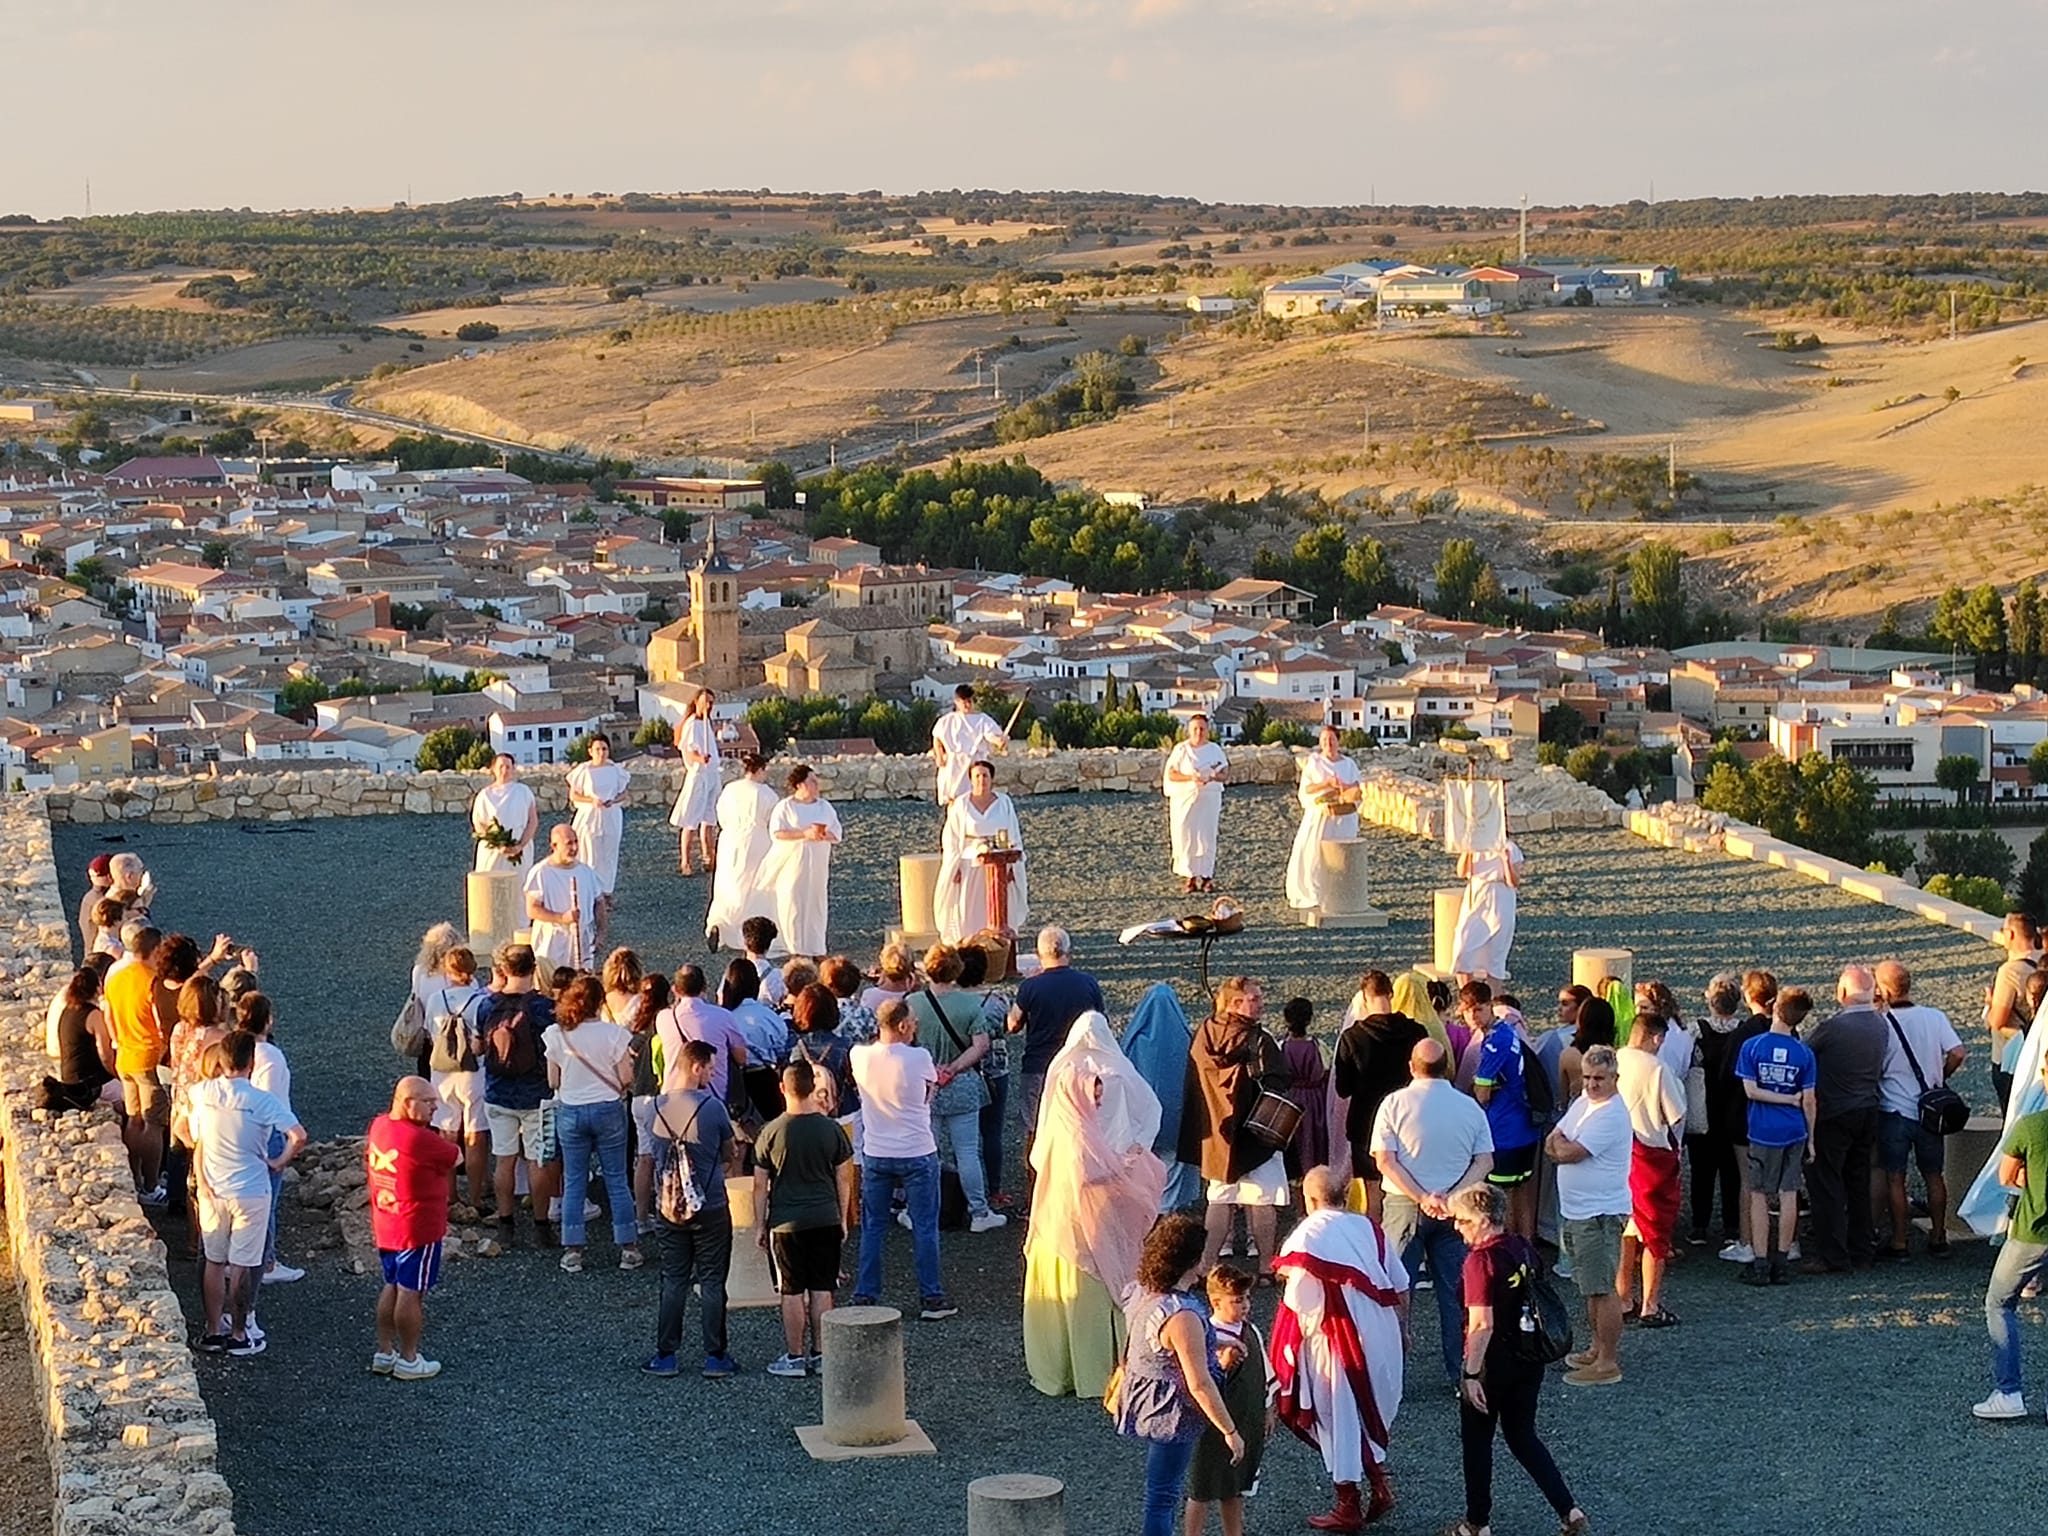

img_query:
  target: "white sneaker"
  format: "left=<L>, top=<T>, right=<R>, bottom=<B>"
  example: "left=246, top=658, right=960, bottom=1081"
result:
left=1718, top=1242, right=1756, bottom=1264
left=391, top=1355, right=441, bottom=1381
left=896, top=1210, right=913, bottom=1231
left=221, top=1313, right=264, bottom=1345
left=1553, top=1257, right=1574, bottom=1282
left=969, top=1212, right=1008, bottom=1233
left=1788, top=1242, right=1802, bottom=1262
left=1974, top=1390, right=2027, bottom=1421
left=583, top=1199, right=602, bottom=1222
left=261, top=1264, right=305, bottom=1285
left=369, top=1351, right=396, bottom=1376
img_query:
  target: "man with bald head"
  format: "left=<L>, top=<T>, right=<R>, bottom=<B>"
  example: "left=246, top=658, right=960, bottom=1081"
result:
left=1372, top=1036, right=1493, bottom=1384
left=1874, top=960, right=1965, bottom=1259
left=1803, top=964, right=1890, bottom=1273
left=367, top=1076, right=460, bottom=1380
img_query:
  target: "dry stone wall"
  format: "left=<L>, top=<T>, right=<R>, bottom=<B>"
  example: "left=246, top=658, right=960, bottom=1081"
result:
left=0, top=796, right=238, bottom=1536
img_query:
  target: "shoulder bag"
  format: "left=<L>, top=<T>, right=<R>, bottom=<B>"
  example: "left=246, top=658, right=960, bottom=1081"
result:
left=1885, top=1011, right=1968, bottom=1137
left=921, top=985, right=990, bottom=1113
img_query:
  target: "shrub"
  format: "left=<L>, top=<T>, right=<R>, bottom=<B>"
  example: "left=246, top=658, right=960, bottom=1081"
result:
left=1920, top=827, right=2016, bottom=885
left=455, top=321, right=500, bottom=342
left=1924, top=873, right=2010, bottom=916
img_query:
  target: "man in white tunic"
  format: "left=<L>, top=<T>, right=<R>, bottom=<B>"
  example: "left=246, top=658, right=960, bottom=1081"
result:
left=1272, top=1166, right=1408, bottom=1531
left=1163, top=713, right=1229, bottom=892
left=566, top=732, right=629, bottom=943
left=931, top=684, right=1008, bottom=805
left=705, top=753, right=780, bottom=951
left=522, top=825, right=601, bottom=972
left=1450, top=840, right=1525, bottom=983
left=1286, top=725, right=1363, bottom=912
left=668, top=689, right=722, bottom=875
left=471, top=754, right=539, bottom=873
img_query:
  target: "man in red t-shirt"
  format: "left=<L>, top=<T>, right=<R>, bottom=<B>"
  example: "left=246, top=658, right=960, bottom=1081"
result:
left=367, top=1077, right=461, bottom=1381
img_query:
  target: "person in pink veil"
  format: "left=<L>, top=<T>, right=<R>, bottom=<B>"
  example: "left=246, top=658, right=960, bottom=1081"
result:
left=1024, top=1010, right=1168, bottom=1398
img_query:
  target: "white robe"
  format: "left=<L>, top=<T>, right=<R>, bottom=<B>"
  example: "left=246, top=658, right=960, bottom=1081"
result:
left=932, top=709, right=1008, bottom=804
left=470, top=781, right=537, bottom=874
left=668, top=716, right=722, bottom=831
left=761, top=796, right=842, bottom=957
left=522, top=858, right=600, bottom=971
left=1274, top=1207, right=1408, bottom=1483
left=1164, top=740, right=1228, bottom=879
left=567, top=761, right=630, bottom=895
left=1450, top=842, right=1523, bottom=979
left=935, top=791, right=1028, bottom=943
left=706, top=778, right=781, bottom=941
left=1285, top=752, right=1362, bottom=910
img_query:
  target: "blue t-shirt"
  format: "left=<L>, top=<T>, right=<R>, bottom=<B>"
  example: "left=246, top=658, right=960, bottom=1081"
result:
left=1735, top=1031, right=1817, bottom=1147
left=1016, top=966, right=1106, bottom=1075
left=1473, top=1021, right=1537, bottom=1152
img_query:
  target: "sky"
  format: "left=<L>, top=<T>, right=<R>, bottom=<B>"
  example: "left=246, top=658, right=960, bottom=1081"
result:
left=8, top=0, right=2045, bottom=219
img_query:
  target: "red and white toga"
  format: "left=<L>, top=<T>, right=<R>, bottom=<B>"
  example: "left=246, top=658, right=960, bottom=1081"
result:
left=1269, top=1207, right=1408, bottom=1484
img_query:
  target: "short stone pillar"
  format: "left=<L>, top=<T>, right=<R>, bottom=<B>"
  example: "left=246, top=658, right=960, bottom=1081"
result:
left=796, top=1305, right=936, bottom=1460
left=723, top=1176, right=778, bottom=1311
left=968, top=1474, right=1067, bottom=1536
left=466, top=870, right=522, bottom=957
left=1306, top=840, right=1388, bottom=929
left=893, top=852, right=943, bottom=952
left=1572, top=948, right=1633, bottom=994
left=1433, top=887, right=1467, bottom=973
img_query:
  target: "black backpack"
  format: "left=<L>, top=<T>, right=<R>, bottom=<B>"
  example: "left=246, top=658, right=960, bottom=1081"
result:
left=1513, top=1256, right=1574, bottom=1365
left=1519, top=1040, right=1560, bottom=1132
left=483, top=994, right=544, bottom=1079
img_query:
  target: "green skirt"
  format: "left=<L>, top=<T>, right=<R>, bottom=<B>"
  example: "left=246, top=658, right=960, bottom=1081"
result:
left=1023, top=1253, right=1124, bottom=1399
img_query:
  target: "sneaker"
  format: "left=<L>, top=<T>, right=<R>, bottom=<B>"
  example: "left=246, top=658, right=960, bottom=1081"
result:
left=1415, top=1276, right=1434, bottom=1292
left=919, top=1295, right=960, bottom=1321
left=391, top=1355, right=441, bottom=1381
left=559, top=1250, right=585, bottom=1274
left=261, top=1264, right=306, bottom=1285
left=139, top=1182, right=170, bottom=1209
left=702, top=1355, right=739, bottom=1379
left=195, top=1334, right=230, bottom=1355
left=1553, top=1257, right=1574, bottom=1283
left=1563, top=1348, right=1597, bottom=1370
left=221, top=1313, right=264, bottom=1345
left=583, top=1199, right=603, bottom=1222
left=619, top=1247, right=646, bottom=1271
left=1687, top=1229, right=1709, bottom=1247
left=1563, top=1362, right=1622, bottom=1386
left=1717, top=1241, right=1755, bottom=1264
left=767, top=1352, right=810, bottom=1378
left=1787, top=1242, right=1801, bottom=1263
left=641, top=1353, right=681, bottom=1378
left=369, top=1351, right=397, bottom=1375
left=808, top=1353, right=824, bottom=1373
left=225, top=1334, right=266, bottom=1358
left=1974, top=1390, right=2028, bottom=1421
left=969, top=1212, right=1008, bottom=1234
left=896, top=1210, right=913, bottom=1231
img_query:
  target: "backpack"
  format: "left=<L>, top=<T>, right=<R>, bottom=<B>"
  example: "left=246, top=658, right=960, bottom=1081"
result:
left=1513, top=1255, right=1574, bottom=1366
left=484, top=995, right=542, bottom=1079
left=390, top=992, right=428, bottom=1059
left=653, top=1098, right=707, bottom=1225
left=1519, top=1039, right=1559, bottom=1132
left=428, top=989, right=482, bottom=1075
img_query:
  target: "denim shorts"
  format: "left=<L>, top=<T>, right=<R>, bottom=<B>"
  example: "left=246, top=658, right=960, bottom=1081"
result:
left=1877, top=1111, right=1944, bottom=1175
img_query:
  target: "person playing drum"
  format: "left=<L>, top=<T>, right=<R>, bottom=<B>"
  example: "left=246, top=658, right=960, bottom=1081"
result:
left=1178, top=976, right=1292, bottom=1275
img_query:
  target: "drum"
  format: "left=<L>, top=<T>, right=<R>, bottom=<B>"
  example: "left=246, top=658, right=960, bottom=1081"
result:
left=1244, top=1089, right=1303, bottom=1151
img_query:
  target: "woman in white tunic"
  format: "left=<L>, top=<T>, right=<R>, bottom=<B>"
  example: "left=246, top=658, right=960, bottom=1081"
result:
left=667, top=690, right=722, bottom=875
left=567, top=733, right=630, bottom=902
left=470, top=753, right=539, bottom=873
left=705, top=753, right=780, bottom=951
left=761, top=765, right=842, bottom=959
left=1449, top=840, right=1525, bottom=982
left=935, top=760, right=1028, bottom=943
left=1285, top=725, right=1362, bottom=911
left=1163, top=713, right=1229, bottom=893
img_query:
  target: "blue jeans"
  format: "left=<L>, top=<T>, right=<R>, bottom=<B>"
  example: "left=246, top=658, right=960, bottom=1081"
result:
left=264, top=1129, right=286, bottom=1269
left=937, top=1108, right=990, bottom=1218
left=979, top=1073, right=1008, bottom=1199
left=1141, top=1436, right=1198, bottom=1536
left=1383, top=1192, right=1469, bottom=1380
left=556, top=1099, right=637, bottom=1248
left=857, top=1153, right=943, bottom=1301
left=1988, top=1237, right=2048, bottom=1394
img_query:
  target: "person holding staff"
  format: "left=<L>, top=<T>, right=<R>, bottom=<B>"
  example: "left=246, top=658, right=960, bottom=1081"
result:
left=523, top=825, right=601, bottom=972
left=931, top=683, right=1008, bottom=805
left=1164, top=714, right=1229, bottom=895
left=1285, top=724, right=1362, bottom=912
left=1450, top=839, right=1525, bottom=985
left=668, top=689, right=722, bottom=876
left=935, top=760, right=1028, bottom=943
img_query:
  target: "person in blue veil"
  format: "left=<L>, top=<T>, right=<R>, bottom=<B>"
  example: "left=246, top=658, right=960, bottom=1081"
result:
left=1124, top=982, right=1201, bottom=1212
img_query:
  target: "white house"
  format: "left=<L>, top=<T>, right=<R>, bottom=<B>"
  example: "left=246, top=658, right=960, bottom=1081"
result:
left=1184, top=294, right=1244, bottom=316
left=488, top=706, right=606, bottom=767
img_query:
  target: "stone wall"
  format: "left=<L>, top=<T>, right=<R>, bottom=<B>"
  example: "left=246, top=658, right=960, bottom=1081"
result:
left=0, top=797, right=237, bottom=1535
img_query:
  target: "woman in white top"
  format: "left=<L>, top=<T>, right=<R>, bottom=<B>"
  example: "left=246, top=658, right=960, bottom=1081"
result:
left=668, top=689, right=723, bottom=875
left=407, top=922, right=464, bottom=1054
left=470, top=753, right=539, bottom=873
left=1449, top=840, right=1525, bottom=983
left=1163, top=713, right=1229, bottom=894
left=543, top=975, right=643, bottom=1274
left=761, top=765, right=842, bottom=960
left=1285, top=725, right=1363, bottom=912
left=567, top=733, right=630, bottom=901
left=705, top=753, right=780, bottom=951
left=936, top=760, right=1028, bottom=944
left=235, top=992, right=305, bottom=1287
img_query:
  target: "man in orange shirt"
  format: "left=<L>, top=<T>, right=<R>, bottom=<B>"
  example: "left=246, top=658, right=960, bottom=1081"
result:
left=102, top=927, right=170, bottom=1203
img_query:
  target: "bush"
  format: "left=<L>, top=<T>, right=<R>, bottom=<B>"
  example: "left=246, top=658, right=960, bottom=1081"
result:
left=418, top=725, right=489, bottom=771
left=1866, top=834, right=1918, bottom=879
left=1924, top=873, right=2011, bottom=916
left=633, top=718, right=673, bottom=749
left=455, top=321, right=500, bottom=342
left=1920, top=828, right=2016, bottom=886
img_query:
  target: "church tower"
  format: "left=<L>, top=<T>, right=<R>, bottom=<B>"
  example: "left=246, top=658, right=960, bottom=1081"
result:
left=688, top=516, right=742, bottom=691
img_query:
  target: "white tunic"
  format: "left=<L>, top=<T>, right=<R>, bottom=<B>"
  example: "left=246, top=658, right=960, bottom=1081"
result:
left=470, top=782, right=537, bottom=874
left=706, top=778, right=781, bottom=941
left=1276, top=1208, right=1408, bottom=1482
left=668, top=716, right=722, bottom=831
left=567, top=761, right=630, bottom=895
left=1163, top=740, right=1229, bottom=879
left=935, top=791, right=1028, bottom=943
left=761, top=796, right=842, bottom=957
left=1285, top=752, right=1362, bottom=910
left=932, top=709, right=1007, bottom=804
left=1450, top=841, right=1524, bottom=980
left=521, top=858, right=600, bottom=971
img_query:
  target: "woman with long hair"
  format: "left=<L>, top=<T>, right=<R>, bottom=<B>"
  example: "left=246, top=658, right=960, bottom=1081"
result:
left=544, top=975, right=642, bottom=1275
left=629, top=973, right=674, bottom=1231
left=760, top=765, right=842, bottom=959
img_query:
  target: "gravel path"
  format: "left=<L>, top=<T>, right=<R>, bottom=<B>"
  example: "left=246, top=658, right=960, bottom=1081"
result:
left=58, top=792, right=2022, bottom=1536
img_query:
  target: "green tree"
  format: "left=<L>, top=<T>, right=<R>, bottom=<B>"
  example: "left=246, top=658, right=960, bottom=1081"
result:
left=456, top=739, right=497, bottom=771
left=1540, top=702, right=1585, bottom=746
left=2013, top=582, right=2043, bottom=686
left=633, top=717, right=673, bottom=749
left=277, top=676, right=330, bottom=721
left=1433, top=538, right=1487, bottom=618
left=1866, top=833, right=1918, bottom=878
left=1921, top=828, right=2017, bottom=885
left=200, top=539, right=231, bottom=570
left=1564, top=744, right=1608, bottom=787
left=1628, top=540, right=1688, bottom=648
left=1238, top=702, right=1272, bottom=745
left=455, top=321, right=500, bottom=342
left=2017, top=826, right=2048, bottom=918
left=751, top=460, right=798, bottom=509
left=1934, top=753, right=1982, bottom=808
left=417, top=725, right=484, bottom=770
left=1870, top=605, right=1908, bottom=649
left=1961, top=583, right=2010, bottom=679
left=1101, top=675, right=1120, bottom=713
left=2029, top=739, right=2048, bottom=791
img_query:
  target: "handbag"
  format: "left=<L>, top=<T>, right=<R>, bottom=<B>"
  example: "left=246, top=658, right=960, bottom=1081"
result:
left=1885, top=1011, right=1968, bottom=1137
left=1513, top=1257, right=1574, bottom=1366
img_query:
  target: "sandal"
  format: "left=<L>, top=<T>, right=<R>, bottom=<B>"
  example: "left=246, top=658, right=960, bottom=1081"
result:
left=1638, top=1307, right=1680, bottom=1329
left=1620, top=1303, right=1640, bottom=1325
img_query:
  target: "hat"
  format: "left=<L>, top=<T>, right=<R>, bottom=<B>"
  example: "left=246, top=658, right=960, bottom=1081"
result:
left=87, top=854, right=112, bottom=878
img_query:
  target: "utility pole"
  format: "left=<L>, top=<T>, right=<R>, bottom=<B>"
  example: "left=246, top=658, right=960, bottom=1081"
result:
left=1519, top=197, right=1528, bottom=265
left=992, top=363, right=1001, bottom=403
left=1363, top=410, right=1371, bottom=460
left=84, top=178, right=91, bottom=217
left=974, top=353, right=983, bottom=389
left=1950, top=289, right=1958, bottom=342
left=1667, top=438, right=1677, bottom=493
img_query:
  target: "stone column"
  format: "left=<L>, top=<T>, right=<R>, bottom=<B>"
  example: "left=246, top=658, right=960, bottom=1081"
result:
left=1433, top=887, right=1466, bottom=973
left=1306, top=840, right=1388, bottom=929
left=968, top=1475, right=1067, bottom=1536
left=466, top=870, right=523, bottom=957
left=1572, top=948, right=1633, bottom=994
left=795, top=1305, right=935, bottom=1458
left=723, top=1176, right=778, bottom=1310
left=893, top=852, right=943, bottom=950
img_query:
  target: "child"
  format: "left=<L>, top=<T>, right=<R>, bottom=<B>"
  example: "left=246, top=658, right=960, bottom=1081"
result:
left=1279, top=997, right=1329, bottom=1179
left=1185, top=1264, right=1268, bottom=1536
left=743, top=917, right=785, bottom=1007
left=1734, top=986, right=1816, bottom=1286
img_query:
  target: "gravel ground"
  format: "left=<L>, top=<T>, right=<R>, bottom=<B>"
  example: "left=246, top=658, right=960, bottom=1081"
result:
left=54, top=793, right=2027, bottom=1536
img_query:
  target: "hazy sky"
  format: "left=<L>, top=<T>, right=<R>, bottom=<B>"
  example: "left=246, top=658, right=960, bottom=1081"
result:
left=11, top=0, right=2044, bottom=218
